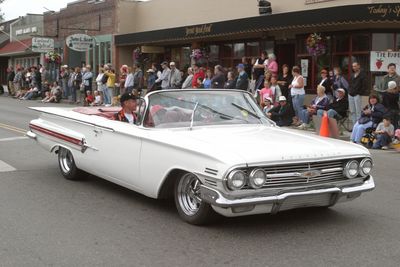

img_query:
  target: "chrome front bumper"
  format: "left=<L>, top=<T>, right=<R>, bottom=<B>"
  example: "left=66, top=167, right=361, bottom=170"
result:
left=200, top=176, right=375, bottom=217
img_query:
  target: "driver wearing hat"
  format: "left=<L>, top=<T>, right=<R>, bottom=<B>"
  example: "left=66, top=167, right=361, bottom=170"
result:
left=113, top=92, right=138, bottom=124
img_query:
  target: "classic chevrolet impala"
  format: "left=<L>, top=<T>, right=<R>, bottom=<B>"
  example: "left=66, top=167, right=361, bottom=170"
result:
left=27, top=90, right=375, bottom=225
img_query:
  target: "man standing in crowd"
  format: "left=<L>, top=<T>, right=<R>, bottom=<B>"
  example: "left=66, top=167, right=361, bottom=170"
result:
left=348, top=62, right=367, bottom=125
left=236, top=64, right=249, bottom=90
left=156, top=61, right=171, bottom=90
left=7, top=66, right=15, bottom=96
left=132, top=63, right=144, bottom=93
left=253, top=51, right=268, bottom=90
left=82, top=65, right=93, bottom=96
left=13, top=67, right=22, bottom=97
left=182, top=67, right=194, bottom=89
left=375, top=63, right=400, bottom=93
left=192, top=63, right=205, bottom=88
left=211, top=65, right=226, bottom=89
left=168, top=62, right=181, bottom=89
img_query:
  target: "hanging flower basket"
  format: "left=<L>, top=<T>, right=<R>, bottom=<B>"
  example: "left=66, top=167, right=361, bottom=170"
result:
left=44, top=51, right=62, bottom=64
left=306, top=33, right=327, bottom=57
left=190, top=49, right=203, bottom=60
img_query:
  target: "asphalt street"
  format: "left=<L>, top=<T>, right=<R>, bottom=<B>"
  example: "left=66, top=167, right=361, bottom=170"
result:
left=0, top=96, right=399, bottom=267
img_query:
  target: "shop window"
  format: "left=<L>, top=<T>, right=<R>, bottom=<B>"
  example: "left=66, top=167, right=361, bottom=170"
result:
left=372, top=33, right=395, bottom=51
left=352, top=34, right=370, bottom=51
left=220, top=44, right=233, bottom=58
left=296, top=36, right=308, bottom=55
left=233, top=43, right=245, bottom=58
left=260, top=40, right=274, bottom=55
left=246, top=42, right=260, bottom=57
left=182, top=47, right=191, bottom=69
left=208, top=45, right=219, bottom=66
left=396, top=34, right=400, bottom=51
left=334, top=35, right=350, bottom=52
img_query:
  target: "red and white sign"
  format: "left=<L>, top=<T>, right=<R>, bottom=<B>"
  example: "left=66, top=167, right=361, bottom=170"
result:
left=370, top=51, right=400, bottom=72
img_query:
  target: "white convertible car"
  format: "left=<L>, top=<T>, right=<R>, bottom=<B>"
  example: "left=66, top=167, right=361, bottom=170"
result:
left=28, top=90, right=375, bottom=225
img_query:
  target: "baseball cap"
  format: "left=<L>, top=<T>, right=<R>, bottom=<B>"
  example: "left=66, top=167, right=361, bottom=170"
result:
left=264, top=96, right=273, bottom=103
left=237, top=63, right=245, bottom=69
left=147, top=69, right=155, bottom=73
left=278, top=96, right=287, bottom=102
left=120, top=92, right=137, bottom=105
left=337, top=88, right=346, bottom=94
left=170, top=61, right=176, bottom=66
left=388, top=81, right=397, bottom=90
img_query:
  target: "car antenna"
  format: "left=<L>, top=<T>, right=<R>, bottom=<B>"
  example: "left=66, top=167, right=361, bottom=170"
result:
left=189, top=102, right=199, bottom=131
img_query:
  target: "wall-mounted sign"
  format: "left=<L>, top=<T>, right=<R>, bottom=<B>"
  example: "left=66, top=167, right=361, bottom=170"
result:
left=301, top=59, right=309, bottom=77
left=367, top=4, right=400, bottom=18
left=32, top=37, right=54, bottom=53
left=66, top=34, right=94, bottom=52
left=370, top=51, right=400, bottom=73
left=185, top=24, right=213, bottom=37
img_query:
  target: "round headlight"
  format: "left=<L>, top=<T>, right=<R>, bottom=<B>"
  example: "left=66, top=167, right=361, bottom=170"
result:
left=227, top=170, right=246, bottom=190
left=359, top=158, right=373, bottom=177
left=344, top=160, right=359, bottom=178
left=249, top=169, right=267, bottom=189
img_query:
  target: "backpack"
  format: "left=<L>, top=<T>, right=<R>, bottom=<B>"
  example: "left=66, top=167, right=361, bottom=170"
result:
left=101, top=73, right=108, bottom=84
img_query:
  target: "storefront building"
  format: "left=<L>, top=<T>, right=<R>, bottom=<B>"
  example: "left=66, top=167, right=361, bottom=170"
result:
left=0, top=14, right=43, bottom=70
left=43, top=0, right=116, bottom=73
left=115, top=0, right=400, bottom=93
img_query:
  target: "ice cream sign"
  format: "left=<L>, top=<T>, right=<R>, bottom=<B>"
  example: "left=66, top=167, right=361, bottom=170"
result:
left=370, top=51, right=400, bottom=73
left=66, top=34, right=94, bottom=52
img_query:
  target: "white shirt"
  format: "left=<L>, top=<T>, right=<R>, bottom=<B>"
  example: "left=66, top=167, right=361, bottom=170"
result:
left=125, top=73, right=134, bottom=87
left=124, top=113, right=135, bottom=124
left=291, top=75, right=305, bottom=96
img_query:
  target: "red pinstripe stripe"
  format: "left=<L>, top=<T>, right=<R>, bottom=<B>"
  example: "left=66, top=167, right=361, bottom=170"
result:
left=29, top=123, right=83, bottom=146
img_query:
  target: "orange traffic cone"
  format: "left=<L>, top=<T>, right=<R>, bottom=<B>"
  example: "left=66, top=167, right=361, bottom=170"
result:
left=319, top=111, right=330, bottom=137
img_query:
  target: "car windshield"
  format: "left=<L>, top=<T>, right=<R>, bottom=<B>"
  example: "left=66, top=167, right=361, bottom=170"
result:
left=143, top=90, right=271, bottom=128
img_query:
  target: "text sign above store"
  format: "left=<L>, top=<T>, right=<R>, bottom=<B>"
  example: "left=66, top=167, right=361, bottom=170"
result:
left=31, top=37, right=54, bottom=53
left=185, top=24, right=213, bottom=37
left=66, top=34, right=94, bottom=52
left=370, top=51, right=400, bottom=72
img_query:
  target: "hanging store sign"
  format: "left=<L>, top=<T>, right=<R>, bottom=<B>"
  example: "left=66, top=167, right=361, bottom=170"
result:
left=66, top=34, right=94, bottom=52
left=370, top=51, right=400, bottom=72
left=185, top=24, right=213, bottom=37
left=32, top=37, right=54, bottom=53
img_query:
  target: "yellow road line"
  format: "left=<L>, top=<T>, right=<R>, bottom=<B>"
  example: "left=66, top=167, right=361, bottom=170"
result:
left=0, top=122, right=27, bottom=135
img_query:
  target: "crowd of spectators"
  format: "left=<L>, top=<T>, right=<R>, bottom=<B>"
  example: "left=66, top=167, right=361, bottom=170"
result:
left=3, top=51, right=399, bottom=149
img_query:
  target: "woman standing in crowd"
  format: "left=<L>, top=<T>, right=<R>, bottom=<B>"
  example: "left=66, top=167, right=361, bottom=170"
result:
left=211, top=65, right=226, bottom=89
left=60, top=65, right=69, bottom=99
left=104, top=68, right=116, bottom=106
left=289, top=66, right=305, bottom=125
left=253, top=51, right=268, bottom=90
left=267, top=53, right=278, bottom=76
left=203, top=69, right=213, bottom=89
left=72, top=67, right=82, bottom=104
left=278, top=64, right=292, bottom=100
left=119, top=65, right=128, bottom=95
left=95, top=67, right=106, bottom=105
left=124, top=67, right=134, bottom=93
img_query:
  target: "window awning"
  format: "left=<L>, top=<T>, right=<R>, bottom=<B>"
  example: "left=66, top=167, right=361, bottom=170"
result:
left=115, top=3, right=400, bottom=46
left=0, top=38, right=33, bottom=56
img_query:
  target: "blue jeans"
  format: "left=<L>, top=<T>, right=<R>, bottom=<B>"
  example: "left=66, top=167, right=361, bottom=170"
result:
left=348, top=94, right=362, bottom=125
left=299, top=109, right=312, bottom=124
left=103, top=87, right=113, bottom=105
left=292, top=94, right=305, bottom=118
left=372, top=134, right=392, bottom=149
left=351, top=121, right=373, bottom=143
left=317, top=109, right=338, bottom=118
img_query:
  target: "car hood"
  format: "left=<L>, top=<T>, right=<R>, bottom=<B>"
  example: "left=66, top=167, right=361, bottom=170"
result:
left=153, top=125, right=370, bottom=166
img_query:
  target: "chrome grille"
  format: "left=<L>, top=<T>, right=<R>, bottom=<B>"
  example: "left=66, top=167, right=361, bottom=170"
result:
left=260, top=160, right=346, bottom=188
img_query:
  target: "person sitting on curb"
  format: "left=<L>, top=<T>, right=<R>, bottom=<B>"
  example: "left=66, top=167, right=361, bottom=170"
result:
left=297, top=85, right=329, bottom=129
left=267, top=96, right=293, bottom=127
left=317, top=88, right=348, bottom=120
left=113, top=92, right=138, bottom=124
left=372, top=116, right=395, bottom=150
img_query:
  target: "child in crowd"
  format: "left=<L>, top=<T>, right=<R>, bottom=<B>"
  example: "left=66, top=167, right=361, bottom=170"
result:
left=270, top=76, right=282, bottom=105
left=259, top=80, right=274, bottom=107
left=91, top=90, right=102, bottom=106
left=372, top=116, right=395, bottom=150
left=263, top=97, right=274, bottom=114
left=196, top=77, right=204, bottom=89
left=84, top=90, right=94, bottom=106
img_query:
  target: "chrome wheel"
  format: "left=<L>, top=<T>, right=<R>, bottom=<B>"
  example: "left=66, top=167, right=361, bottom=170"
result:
left=59, top=148, right=74, bottom=174
left=177, top=173, right=202, bottom=216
